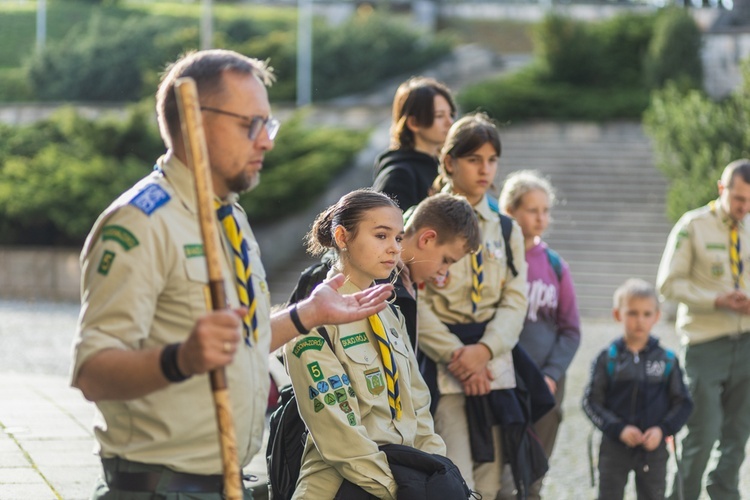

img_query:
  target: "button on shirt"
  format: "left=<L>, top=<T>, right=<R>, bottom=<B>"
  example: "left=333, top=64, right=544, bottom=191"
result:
left=71, top=153, right=272, bottom=474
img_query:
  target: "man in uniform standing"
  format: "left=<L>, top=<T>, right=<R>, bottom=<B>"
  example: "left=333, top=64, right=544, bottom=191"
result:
left=657, top=159, right=750, bottom=500
left=71, top=49, right=392, bottom=499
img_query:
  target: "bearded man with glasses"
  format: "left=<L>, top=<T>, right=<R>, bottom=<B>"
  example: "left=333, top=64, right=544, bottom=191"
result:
left=70, top=49, right=394, bottom=500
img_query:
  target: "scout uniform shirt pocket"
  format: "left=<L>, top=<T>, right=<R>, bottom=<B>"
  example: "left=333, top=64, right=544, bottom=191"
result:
left=341, top=336, right=387, bottom=407
left=183, top=255, right=211, bottom=315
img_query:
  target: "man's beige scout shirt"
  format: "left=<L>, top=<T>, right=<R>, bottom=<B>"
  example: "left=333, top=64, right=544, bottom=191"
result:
left=657, top=200, right=750, bottom=344
left=417, top=194, right=528, bottom=394
left=284, top=278, right=446, bottom=499
left=71, top=153, right=271, bottom=474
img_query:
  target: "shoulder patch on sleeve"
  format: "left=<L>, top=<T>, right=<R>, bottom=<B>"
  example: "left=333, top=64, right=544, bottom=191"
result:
left=97, top=250, right=116, bottom=275
left=293, top=337, right=325, bottom=357
left=129, top=184, right=171, bottom=215
left=102, top=225, right=139, bottom=251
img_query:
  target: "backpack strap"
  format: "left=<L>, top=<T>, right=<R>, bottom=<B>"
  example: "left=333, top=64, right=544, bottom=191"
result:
left=544, top=247, right=563, bottom=282
left=606, top=343, right=618, bottom=379
left=663, top=348, right=676, bottom=380
left=474, top=196, right=519, bottom=278
left=499, top=214, right=518, bottom=278
left=316, top=327, right=333, bottom=350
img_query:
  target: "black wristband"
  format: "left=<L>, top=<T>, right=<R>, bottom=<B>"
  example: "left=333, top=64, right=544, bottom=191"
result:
left=160, top=343, right=190, bottom=383
left=289, top=304, right=310, bottom=335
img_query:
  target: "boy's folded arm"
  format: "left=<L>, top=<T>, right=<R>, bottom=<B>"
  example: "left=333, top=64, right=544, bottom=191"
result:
left=582, top=353, right=626, bottom=441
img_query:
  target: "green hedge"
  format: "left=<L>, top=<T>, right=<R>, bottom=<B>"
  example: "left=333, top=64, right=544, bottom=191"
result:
left=459, top=65, right=650, bottom=122
left=458, top=8, right=701, bottom=122
left=13, top=5, right=450, bottom=103
left=0, top=104, right=367, bottom=246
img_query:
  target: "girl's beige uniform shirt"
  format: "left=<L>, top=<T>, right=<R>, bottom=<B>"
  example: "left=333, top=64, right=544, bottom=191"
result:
left=284, top=278, right=445, bottom=500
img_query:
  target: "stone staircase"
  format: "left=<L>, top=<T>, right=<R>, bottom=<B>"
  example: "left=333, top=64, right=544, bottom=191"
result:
left=497, top=121, right=673, bottom=317
left=265, top=120, right=672, bottom=318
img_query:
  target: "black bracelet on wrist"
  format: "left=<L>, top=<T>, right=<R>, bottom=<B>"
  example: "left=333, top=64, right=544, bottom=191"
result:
left=160, top=343, right=190, bottom=383
left=289, top=304, right=310, bottom=335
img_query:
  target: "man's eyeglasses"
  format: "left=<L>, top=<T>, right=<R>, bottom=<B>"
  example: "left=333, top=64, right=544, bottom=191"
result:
left=200, top=106, right=280, bottom=141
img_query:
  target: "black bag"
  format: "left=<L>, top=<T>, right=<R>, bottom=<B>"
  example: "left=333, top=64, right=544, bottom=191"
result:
left=331, top=444, right=471, bottom=500
left=266, top=327, right=332, bottom=500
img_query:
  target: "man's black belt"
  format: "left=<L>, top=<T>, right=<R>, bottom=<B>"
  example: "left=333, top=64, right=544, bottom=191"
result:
left=107, top=469, right=224, bottom=493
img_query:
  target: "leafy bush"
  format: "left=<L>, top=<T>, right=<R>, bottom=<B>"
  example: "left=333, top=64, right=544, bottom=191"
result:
left=27, top=14, right=191, bottom=101
left=459, top=9, right=700, bottom=122
left=643, top=7, right=703, bottom=90
left=459, top=65, right=650, bottom=122
left=17, top=5, right=450, bottom=103
left=241, top=112, right=368, bottom=223
left=644, top=64, right=750, bottom=221
left=230, top=11, right=453, bottom=102
left=311, top=12, right=452, bottom=100
left=533, top=13, right=653, bottom=87
left=0, top=105, right=368, bottom=245
left=0, top=68, right=34, bottom=101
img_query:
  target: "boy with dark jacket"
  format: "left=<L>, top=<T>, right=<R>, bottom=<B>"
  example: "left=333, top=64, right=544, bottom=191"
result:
left=583, top=279, right=693, bottom=500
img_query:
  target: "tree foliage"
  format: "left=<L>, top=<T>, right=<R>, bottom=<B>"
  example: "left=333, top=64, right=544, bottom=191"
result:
left=459, top=9, right=701, bottom=123
left=644, top=64, right=750, bottom=221
left=0, top=105, right=367, bottom=246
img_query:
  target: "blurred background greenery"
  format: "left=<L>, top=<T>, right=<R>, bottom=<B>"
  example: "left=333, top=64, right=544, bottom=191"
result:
left=0, top=0, right=748, bottom=247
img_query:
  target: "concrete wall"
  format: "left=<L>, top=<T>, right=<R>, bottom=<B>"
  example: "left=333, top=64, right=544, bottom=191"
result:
left=0, top=247, right=81, bottom=301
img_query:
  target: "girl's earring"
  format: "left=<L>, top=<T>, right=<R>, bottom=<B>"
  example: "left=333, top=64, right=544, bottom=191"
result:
left=341, top=247, right=348, bottom=252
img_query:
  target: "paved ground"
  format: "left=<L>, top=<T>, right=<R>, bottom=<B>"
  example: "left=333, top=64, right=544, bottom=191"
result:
left=1, top=299, right=749, bottom=499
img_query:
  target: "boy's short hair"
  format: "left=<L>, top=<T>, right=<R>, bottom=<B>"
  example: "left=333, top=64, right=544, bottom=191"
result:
left=721, top=158, right=750, bottom=188
left=405, top=193, right=480, bottom=253
left=613, top=278, right=660, bottom=310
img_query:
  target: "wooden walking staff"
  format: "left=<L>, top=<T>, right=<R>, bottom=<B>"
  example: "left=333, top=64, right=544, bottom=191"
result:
left=174, top=77, right=243, bottom=500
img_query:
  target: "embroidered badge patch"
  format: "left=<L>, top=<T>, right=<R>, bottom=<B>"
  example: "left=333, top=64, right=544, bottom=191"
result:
left=308, top=386, right=319, bottom=399
left=328, top=375, right=343, bottom=389
left=712, top=262, right=724, bottom=277
left=342, top=374, right=350, bottom=386
left=307, top=361, right=324, bottom=382
left=129, top=184, right=171, bottom=215
left=102, top=225, right=139, bottom=251
left=313, top=398, right=325, bottom=413
left=347, top=413, right=357, bottom=426
left=183, top=244, right=205, bottom=258
left=390, top=327, right=399, bottom=339
left=339, top=401, right=352, bottom=414
left=334, top=388, right=347, bottom=403
left=316, top=381, right=330, bottom=393
left=676, top=230, right=689, bottom=249
left=294, top=338, right=325, bottom=358
left=324, top=393, right=336, bottom=406
left=364, top=368, right=385, bottom=396
left=348, top=387, right=356, bottom=398
left=97, top=250, right=116, bottom=276
left=706, top=243, right=727, bottom=250
left=341, top=332, right=369, bottom=349
left=431, top=272, right=450, bottom=288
